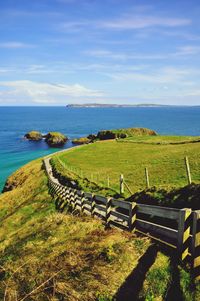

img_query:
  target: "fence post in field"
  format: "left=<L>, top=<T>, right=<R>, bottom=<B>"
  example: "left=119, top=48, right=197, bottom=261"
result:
left=91, top=194, right=95, bottom=216
left=177, top=208, right=192, bottom=261
left=145, top=167, right=150, bottom=189
left=74, top=190, right=78, bottom=210
left=80, top=191, right=85, bottom=213
left=105, top=198, right=112, bottom=227
left=68, top=188, right=74, bottom=209
left=107, top=176, right=110, bottom=188
left=185, top=156, right=192, bottom=185
left=192, top=210, right=200, bottom=279
left=120, top=174, right=124, bottom=194
left=128, top=202, right=137, bottom=232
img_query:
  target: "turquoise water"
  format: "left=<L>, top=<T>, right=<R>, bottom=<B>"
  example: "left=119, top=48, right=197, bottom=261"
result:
left=1, top=106, right=200, bottom=191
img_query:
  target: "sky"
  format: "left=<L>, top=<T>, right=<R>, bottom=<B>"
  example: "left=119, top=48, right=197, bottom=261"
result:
left=0, top=0, right=200, bottom=106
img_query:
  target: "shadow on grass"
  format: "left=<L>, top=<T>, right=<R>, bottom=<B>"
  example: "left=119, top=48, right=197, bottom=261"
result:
left=164, top=256, right=184, bottom=301
left=128, top=184, right=200, bottom=210
left=55, top=196, right=73, bottom=214
left=115, top=244, right=158, bottom=301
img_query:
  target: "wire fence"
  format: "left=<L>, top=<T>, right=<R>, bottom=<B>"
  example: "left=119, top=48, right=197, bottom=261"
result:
left=55, top=156, right=200, bottom=195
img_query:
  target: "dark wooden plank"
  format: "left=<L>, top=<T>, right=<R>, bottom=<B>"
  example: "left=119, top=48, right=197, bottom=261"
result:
left=94, top=195, right=108, bottom=204
left=136, top=219, right=177, bottom=241
left=110, top=220, right=129, bottom=231
left=84, top=192, right=93, bottom=200
left=137, top=204, right=179, bottom=220
left=95, top=204, right=106, bottom=212
left=110, top=210, right=129, bottom=222
left=111, top=199, right=130, bottom=210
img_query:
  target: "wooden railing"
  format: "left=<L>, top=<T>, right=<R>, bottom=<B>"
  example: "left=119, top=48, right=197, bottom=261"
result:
left=43, top=158, right=200, bottom=279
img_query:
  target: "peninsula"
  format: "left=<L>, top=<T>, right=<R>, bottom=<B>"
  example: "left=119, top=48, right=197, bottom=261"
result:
left=66, top=103, right=169, bottom=108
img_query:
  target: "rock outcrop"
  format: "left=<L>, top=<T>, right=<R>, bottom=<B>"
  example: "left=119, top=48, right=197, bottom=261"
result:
left=45, top=132, right=67, bottom=147
left=24, top=131, right=42, bottom=141
left=96, top=127, right=157, bottom=141
left=72, top=137, right=91, bottom=145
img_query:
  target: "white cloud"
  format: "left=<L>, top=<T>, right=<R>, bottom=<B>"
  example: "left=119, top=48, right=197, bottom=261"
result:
left=0, top=67, right=13, bottom=73
left=100, top=16, right=191, bottom=30
left=105, top=66, right=198, bottom=85
left=175, top=45, right=200, bottom=56
left=0, top=42, right=35, bottom=49
left=85, top=44, right=200, bottom=61
left=85, top=49, right=167, bottom=60
left=0, top=80, right=103, bottom=104
left=60, top=14, right=191, bottom=32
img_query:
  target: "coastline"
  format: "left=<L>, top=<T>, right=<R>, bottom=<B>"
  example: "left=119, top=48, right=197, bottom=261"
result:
left=1, top=106, right=200, bottom=192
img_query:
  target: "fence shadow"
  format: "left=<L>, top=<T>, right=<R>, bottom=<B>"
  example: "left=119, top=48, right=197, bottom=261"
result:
left=115, top=244, right=158, bottom=301
left=164, top=256, right=184, bottom=301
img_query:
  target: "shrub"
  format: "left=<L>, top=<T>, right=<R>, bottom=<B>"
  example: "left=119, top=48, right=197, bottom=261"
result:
left=97, top=130, right=116, bottom=140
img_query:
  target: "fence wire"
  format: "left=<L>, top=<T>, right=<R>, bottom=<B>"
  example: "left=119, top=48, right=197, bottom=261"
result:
left=55, top=156, right=200, bottom=195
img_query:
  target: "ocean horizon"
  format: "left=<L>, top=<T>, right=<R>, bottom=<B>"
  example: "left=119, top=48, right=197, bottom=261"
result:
left=1, top=105, right=200, bottom=192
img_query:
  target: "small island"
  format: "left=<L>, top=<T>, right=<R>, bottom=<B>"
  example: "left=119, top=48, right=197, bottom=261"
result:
left=25, top=131, right=68, bottom=147
left=24, top=131, right=43, bottom=141
left=45, top=132, right=68, bottom=147
left=66, top=103, right=169, bottom=108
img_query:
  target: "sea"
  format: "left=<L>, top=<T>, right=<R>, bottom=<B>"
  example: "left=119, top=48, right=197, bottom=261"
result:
left=1, top=106, right=200, bottom=192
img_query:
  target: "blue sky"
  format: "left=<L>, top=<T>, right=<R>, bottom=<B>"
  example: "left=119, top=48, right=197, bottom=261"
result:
left=0, top=0, right=200, bottom=105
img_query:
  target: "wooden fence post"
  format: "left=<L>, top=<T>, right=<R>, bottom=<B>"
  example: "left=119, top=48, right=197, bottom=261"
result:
left=177, top=208, right=192, bottom=261
left=80, top=192, right=85, bottom=213
left=107, top=176, right=110, bottom=188
left=50, top=182, right=55, bottom=196
left=74, top=190, right=78, bottom=210
left=145, top=167, right=150, bottom=189
left=192, top=210, right=200, bottom=280
left=60, top=186, right=66, bottom=200
left=120, top=174, right=124, bottom=194
left=128, top=202, right=137, bottom=232
left=105, top=198, right=112, bottom=227
left=185, top=156, right=192, bottom=185
left=69, top=188, right=75, bottom=209
left=65, top=188, right=70, bottom=205
left=91, top=194, right=95, bottom=216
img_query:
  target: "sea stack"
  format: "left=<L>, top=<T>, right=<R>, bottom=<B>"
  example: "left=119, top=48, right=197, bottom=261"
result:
left=24, top=131, right=42, bottom=141
left=45, top=132, right=68, bottom=147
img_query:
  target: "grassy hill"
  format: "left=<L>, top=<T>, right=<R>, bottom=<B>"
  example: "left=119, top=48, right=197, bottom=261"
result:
left=52, top=136, right=200, bottom=199
left=1, top=136, right=200, bottom=299
left=0, top=158, right=185, bottom=301
left=119, top=135, right=200, bottom=145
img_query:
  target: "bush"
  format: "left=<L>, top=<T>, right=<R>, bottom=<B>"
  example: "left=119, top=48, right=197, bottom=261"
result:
left=97, top=130, right=116, bottom=140
left=87, top=134, right=97, bottom=141
left=118, top=133, right=127, bottom=139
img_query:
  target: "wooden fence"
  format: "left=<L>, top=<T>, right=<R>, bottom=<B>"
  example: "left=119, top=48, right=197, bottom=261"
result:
left=43, top=158, right=200, bottom=279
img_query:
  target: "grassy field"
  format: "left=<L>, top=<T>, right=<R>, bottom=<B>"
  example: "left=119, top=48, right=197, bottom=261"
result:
left=119, top=135, right=200, bottom=144
left=2, top=158, right=195, bottom=300
left=52, top=136, right=200, bottom=197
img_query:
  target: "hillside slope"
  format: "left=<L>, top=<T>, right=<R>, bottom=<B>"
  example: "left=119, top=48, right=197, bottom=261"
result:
left=52, top=137, right=200, bottom=197
left=0, top=158, right=198, bottom=300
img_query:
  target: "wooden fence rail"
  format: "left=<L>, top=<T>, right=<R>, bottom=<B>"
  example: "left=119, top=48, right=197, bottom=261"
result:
left=43, top=158, right=200, bottom=279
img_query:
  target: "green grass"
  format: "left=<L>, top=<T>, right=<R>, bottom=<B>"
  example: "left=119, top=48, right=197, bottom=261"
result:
left=112, top=127, right=157, bottom=137
left=119, top=135, right=200, bottom=144
left=52, top=137, right=200, bottom=196
left=0, top=153, right=199, bottom=299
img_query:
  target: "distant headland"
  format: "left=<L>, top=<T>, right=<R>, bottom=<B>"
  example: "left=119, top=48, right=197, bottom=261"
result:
left=66, top=103, right=169, bottom=108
